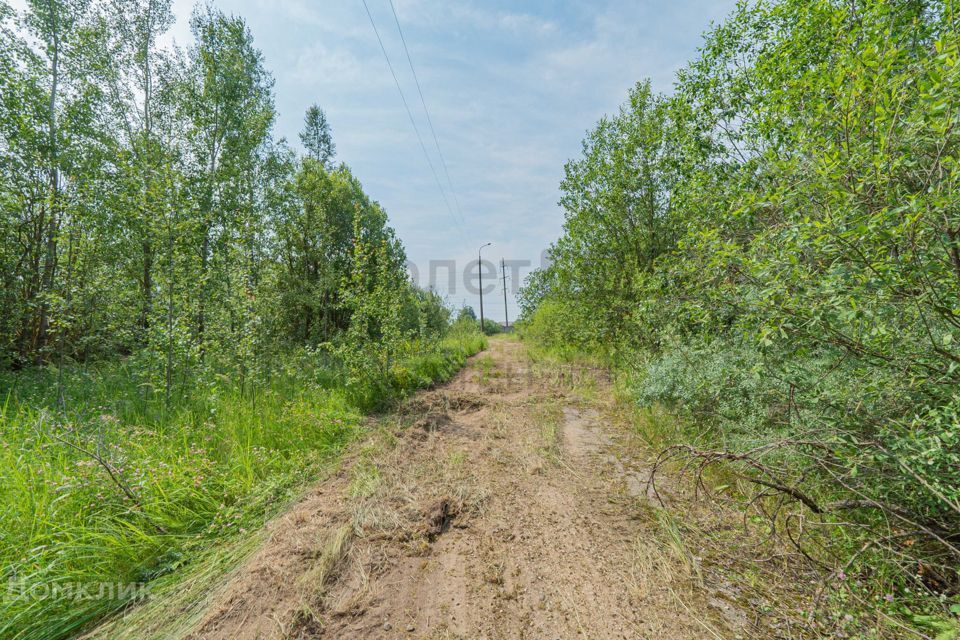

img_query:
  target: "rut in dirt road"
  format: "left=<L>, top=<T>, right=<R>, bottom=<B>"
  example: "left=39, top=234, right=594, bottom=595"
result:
left=170, top=338, right=762, bottom=639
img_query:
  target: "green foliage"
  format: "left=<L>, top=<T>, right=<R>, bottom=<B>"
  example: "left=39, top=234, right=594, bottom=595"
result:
left=299, top=104, right=335, bottom=168
left=274, top=159, right=406, bottom=346
left=520, top=0, right=960, bottom=630
left=480, top=318, right=502, bottom=336
left=336, top=205, right=410, bottom=410
left=451, top=306, right=499, bottom=337
left=407, top=288, right=452, bottom=338
left=518, top=297, right=602, bottom=356
left=874, top=400, right=960, bottom=522
left=627, top=337, right=771, bottom=439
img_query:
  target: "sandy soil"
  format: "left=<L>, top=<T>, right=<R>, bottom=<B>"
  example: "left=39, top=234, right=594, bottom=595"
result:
left=173, top=337, right=768, bottom=639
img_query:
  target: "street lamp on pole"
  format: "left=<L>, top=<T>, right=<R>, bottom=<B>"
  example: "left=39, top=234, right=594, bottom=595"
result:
left=478, top=242, right=492, bottom=332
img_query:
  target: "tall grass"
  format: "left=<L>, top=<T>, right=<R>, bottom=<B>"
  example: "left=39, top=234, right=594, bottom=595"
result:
left=0, top=325, right=485, bottom=640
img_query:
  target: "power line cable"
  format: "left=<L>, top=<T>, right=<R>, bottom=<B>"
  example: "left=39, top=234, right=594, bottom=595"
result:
left=387, top=0, right=467, bottom=228
left=360, top=0, right=466, bottom=241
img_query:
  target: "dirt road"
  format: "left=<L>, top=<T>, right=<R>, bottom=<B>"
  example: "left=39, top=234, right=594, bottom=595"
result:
left=164, top=337, right=767, bottom=639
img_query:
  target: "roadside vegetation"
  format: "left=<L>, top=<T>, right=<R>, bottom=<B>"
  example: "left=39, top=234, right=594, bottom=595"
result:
left=456, top=306, right=503, bottom=336
left=519, top=0, right=960, bottom=636
left=0, top=1, right=484, bottom=638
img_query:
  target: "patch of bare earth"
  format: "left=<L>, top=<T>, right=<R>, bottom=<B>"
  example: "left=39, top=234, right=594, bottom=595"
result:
left=169, top=338, right=794, bottom=639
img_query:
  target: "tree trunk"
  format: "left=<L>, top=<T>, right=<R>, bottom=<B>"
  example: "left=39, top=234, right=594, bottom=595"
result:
left=197, top=222, right=210, bottom=359
left=140, top=240, right=153, bottom=334
left=37, top=7, right=61, bottom=362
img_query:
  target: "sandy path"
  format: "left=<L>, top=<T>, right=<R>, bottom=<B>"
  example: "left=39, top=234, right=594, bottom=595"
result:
left=177, top=337, right=755, bottom=639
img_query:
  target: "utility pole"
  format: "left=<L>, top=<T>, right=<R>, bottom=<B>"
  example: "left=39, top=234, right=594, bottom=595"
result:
left=478, top=242, right=492, bottom=332
left=501, top=258, right=509, bottom=329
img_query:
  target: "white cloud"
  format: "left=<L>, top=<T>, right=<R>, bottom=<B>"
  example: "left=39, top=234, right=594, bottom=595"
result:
left=290, top=41, right=384, bottom=88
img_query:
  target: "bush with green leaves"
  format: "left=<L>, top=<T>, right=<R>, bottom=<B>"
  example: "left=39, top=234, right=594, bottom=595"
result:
left=480, top=318, right=502, bottom=336
left=456, top=306, right=477, bottom=323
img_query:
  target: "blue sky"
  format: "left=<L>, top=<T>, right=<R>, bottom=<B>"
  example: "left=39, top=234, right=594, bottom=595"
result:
left=20, top=0, right=739, bottom=318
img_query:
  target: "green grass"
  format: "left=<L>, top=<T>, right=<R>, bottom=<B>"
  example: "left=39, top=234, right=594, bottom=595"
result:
left=0, top=326, right=485, bottom=640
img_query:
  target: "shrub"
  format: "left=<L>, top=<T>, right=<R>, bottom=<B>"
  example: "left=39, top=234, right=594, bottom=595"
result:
left=480, top=318, right=502, bottom=336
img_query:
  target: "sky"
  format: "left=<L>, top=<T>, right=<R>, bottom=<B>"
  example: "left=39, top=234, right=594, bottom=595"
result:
left=14, top=0, right=739, bottom=319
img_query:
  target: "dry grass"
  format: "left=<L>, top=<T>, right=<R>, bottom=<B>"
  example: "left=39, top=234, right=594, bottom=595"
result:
left=293, top=523, right=355, bottom=627
left=534, top=399, right=564, bottom=464
left=346, top=398, right=489, bottom=548
left=654, top=509, right=705, bottom=588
